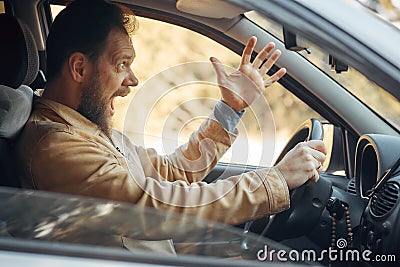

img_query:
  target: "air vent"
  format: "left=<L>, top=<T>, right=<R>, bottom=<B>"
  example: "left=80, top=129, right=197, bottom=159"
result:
left=370, top=182, right=399, bottom=218
left=347, top=177, right=357, bottom=195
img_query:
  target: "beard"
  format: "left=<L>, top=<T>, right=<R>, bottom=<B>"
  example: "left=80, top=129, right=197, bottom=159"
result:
left=77, top=73, right=112, bottom=139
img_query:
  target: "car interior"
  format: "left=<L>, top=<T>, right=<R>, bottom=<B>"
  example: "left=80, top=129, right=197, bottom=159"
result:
left=1, top=0, right=400, bottom=266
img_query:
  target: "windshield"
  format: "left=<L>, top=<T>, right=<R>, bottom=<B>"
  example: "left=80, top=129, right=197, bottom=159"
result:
left=0, top=187, right=309, bottom=265
left=246, top=11, right=400, bottom=129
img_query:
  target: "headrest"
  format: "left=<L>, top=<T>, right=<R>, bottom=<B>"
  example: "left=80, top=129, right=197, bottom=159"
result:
left=0, top=14, right=37, bottom=139
left=0, top=85, right=33, bottom=139
left=0, top=14, right=39, bottom=89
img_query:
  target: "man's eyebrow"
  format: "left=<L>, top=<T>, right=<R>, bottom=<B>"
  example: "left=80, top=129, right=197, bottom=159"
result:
left=121, top=54, right=134, bottom=60
left=112, top=52, right=135, bottom=63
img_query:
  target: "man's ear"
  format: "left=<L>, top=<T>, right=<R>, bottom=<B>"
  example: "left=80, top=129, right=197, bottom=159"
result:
left=68, top=52, right=88, bottom=83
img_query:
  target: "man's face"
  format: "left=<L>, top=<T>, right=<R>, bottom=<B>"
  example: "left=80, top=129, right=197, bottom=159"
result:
left=77, top=28, right=138, bottom=137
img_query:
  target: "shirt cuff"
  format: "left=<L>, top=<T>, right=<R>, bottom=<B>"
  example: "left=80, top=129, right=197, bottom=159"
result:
left=211, top=100, right=244, bottom=133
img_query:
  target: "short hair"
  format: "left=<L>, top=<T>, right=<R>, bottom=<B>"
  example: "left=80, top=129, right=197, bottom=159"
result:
left=46, top=0, right=137, bottom=83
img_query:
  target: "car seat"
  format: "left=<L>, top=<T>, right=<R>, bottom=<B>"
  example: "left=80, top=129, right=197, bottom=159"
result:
left=0, top=14, right=38, bottom=187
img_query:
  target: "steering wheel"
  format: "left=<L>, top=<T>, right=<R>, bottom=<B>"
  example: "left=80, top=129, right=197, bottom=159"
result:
left=242, top=119, right=332, bottom=245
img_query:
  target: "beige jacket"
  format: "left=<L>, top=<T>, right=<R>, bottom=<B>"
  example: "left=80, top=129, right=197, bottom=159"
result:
left=16, top=98, right=289, bottom=225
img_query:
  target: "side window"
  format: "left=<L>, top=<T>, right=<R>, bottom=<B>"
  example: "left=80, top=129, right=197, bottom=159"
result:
left=0, top=1, right=5, bottom=13
left=48, top=7, right=324, bottom=166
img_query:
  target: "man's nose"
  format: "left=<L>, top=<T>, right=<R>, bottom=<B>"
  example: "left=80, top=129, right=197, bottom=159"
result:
left=123, top=69, right=139, bottom=87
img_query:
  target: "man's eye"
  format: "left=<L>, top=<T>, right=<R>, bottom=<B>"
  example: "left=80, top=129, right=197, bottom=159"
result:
left=118, top=62, right=126, bottom=70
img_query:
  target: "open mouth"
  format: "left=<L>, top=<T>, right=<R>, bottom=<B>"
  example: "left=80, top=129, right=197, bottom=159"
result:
left=109, top=87, right=131, bottom=116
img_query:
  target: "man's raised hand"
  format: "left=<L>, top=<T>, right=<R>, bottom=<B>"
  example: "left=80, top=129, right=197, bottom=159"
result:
left=210, top=36, right=286, bottom=112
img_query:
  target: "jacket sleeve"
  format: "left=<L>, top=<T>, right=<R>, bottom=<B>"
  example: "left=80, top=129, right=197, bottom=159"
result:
left=132, top=118, right=237, bottom=184
left=27, top=129, right=289, bottom=226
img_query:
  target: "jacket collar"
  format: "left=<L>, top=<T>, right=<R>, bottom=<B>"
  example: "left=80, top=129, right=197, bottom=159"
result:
left=34, top=97, right=103, bottom=136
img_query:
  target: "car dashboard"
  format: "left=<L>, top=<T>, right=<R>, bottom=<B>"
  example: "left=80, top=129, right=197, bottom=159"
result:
left=354, top=134, right=400, bottom=257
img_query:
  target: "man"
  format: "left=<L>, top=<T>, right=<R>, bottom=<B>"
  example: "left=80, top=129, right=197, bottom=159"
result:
left=16, top=0, right=326, bottom=226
